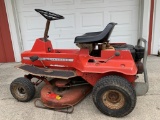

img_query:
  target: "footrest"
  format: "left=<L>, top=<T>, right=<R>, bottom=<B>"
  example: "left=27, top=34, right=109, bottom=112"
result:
left=16, top=64, right=76, bottom=79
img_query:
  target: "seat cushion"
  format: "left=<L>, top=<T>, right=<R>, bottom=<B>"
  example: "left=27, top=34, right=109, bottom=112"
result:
left=74, top=22, right=117, bottom=43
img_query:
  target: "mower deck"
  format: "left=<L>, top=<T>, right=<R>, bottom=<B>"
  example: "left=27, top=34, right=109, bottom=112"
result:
left=16, top=64, right=76, bottom=79
left=41, top=84, right=92, bottom=108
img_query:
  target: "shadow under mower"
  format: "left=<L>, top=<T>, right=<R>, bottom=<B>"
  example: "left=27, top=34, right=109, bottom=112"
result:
left=10, top=9, right=148, bottom=117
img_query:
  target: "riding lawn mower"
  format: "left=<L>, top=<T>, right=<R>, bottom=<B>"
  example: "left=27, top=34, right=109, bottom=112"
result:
left=10, top=9, right=148, bottom=118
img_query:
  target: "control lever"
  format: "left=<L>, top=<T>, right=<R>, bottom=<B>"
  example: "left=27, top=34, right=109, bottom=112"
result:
left=30, top=56, right=47, bottom=68
left=95, top=51, right=120, bottom=64
left=104, top=51, right=120, bottom=62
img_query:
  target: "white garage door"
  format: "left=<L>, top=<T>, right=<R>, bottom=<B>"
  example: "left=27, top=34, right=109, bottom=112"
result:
left=15, top=0, right=140, bottom=50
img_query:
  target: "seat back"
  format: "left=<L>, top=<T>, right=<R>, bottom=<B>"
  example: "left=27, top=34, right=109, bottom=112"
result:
left=100, top=22, right=117, bottom=42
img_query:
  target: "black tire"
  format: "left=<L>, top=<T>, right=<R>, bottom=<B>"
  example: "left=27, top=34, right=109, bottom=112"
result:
left=10, top=77, right=35, bottom=102
left=92, top=75, right=136, bottom=117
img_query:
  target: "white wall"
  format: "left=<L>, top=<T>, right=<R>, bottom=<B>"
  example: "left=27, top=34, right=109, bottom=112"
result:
left=152, top=0, right=160, bottom=54
left=142, top=0, right=150, bottom=41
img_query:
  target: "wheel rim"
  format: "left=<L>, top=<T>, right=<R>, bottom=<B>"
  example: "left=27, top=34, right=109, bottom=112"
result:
left=13, top=84, right=27, bottom=99
left=102, top=90, right=125, bottom=110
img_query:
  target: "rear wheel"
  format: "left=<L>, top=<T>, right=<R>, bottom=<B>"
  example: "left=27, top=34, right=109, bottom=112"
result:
left=10, top=77, right=35, bottom=102
left=92, top=75, right=136, bottom=117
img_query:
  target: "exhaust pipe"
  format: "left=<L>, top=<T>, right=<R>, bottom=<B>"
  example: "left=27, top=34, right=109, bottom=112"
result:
left=134, top=38, right=149, bottom=96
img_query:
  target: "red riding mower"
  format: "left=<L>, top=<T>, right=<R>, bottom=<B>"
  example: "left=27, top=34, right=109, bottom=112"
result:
left=10, top=9, right=148, bottom=117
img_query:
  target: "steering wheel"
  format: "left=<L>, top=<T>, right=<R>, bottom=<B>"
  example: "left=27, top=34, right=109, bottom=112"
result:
left=35, top=9, right=64, bottom=21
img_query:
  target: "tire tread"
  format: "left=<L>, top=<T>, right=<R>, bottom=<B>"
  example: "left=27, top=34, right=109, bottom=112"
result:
left=92, top=75, right=136, bottom=117
left=10, top=77, right=35, bottom=102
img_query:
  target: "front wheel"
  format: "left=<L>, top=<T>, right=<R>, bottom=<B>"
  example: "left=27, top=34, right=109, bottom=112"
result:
left=92, top=75, right=136, bottom=117
left=10, top=77, right=35, bottom=102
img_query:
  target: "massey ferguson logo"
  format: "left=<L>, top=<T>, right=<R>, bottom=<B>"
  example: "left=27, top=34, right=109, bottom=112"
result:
left=23, top=57, right=74, bottom=62
left=39, top=58, right=74, bottom=62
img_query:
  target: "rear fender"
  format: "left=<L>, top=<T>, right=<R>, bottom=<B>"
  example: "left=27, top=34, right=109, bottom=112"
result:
left=74, top=50, right=137, bottom=75
left=76, top=70, right=136, bottom=86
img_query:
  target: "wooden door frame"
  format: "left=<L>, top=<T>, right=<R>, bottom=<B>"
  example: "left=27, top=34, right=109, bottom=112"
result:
left=148, top=0, right=155, bottom=54
left=4, top=0, right=22, bottom=62
left=0, top=0, right=15, bottom=62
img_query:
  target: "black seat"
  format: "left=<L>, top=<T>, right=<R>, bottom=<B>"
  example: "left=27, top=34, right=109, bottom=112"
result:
left=74, top=22, right=117, bottom=43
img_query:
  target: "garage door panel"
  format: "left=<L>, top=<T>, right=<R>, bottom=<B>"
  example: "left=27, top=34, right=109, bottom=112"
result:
left=55, top=39, right=77, bottom=49
left=111, top=31, right=138, bottom=45
left=25, top=32, right=44, bottom=41
left=54, top=14, right=75, bottom=29
left=18, top=12, right=46, bottom=32
left=76, top=0, right=104, bottom=8
left=80, top=0, right=104, bottom=4
left=23, top=0, right=45, bottom=5
left=16, top=0, right=140, bottom=50
left=17, top=13, right=46, bottom=45
left=81, top=12, right=104, bottom=28
left=52, top=0, right=74, bottom=5
left=16, top=0, right=139, bottom=12
left=44, top=1, right=75, bottom=10
left=16, top=0, right=75, bottom=12
left=111, top=36, right=133, bottom=44
left=76, top=0, right=139, bottom=8
left=110, top=11, right=132, bottom=25
left=75, top=8, right=105, bottom=33
left=16, top=0, right=46, bottom=12
left=107, top=6, right=139, bottom=31
left=23, top=40, right=35, bottom=50
left=108, top=0, right=139, bottom=7
left=25, top=31, right=61, bottom=40
left=26, top=16, right=45, bottom=30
